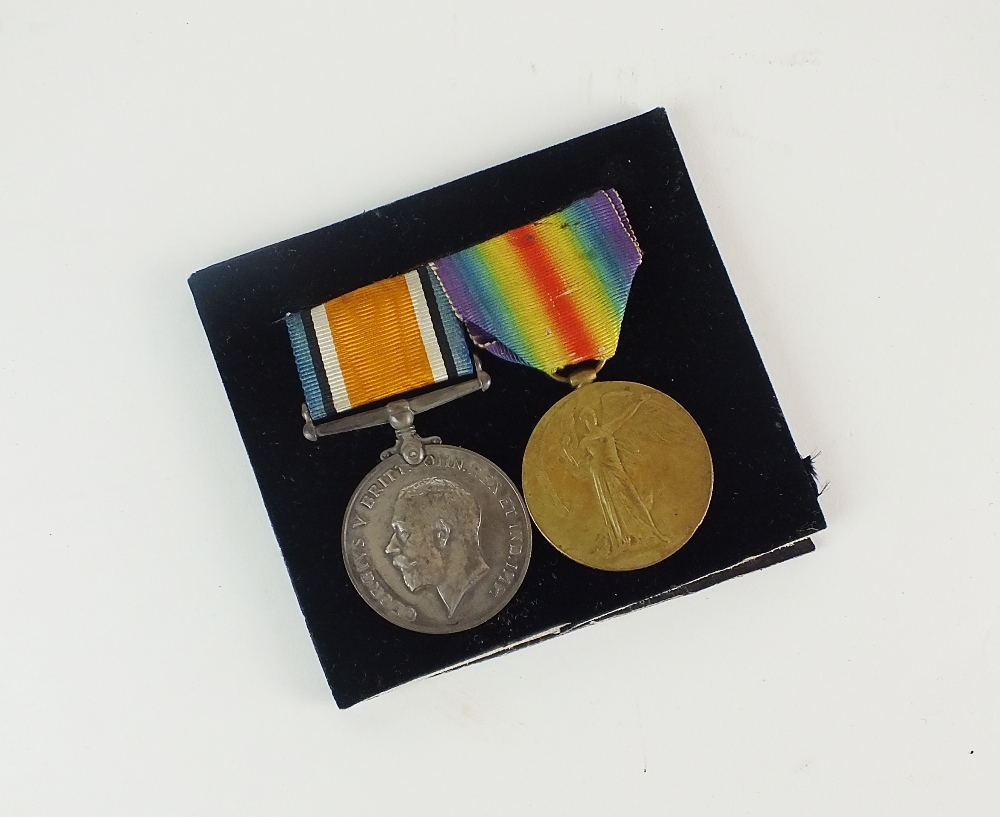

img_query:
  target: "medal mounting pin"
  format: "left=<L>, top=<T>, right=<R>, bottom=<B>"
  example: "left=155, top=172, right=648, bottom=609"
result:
left=300, top=355, right=491, bottom=466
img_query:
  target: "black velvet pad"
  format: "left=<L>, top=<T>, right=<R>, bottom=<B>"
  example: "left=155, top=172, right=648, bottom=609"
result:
left=189, top=109, right=825, bottom=707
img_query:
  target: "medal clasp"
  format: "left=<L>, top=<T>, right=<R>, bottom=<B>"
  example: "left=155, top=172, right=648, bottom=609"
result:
left=381, top=400, right=440, bottom=465
left=551, top=359, right=606, bottom=389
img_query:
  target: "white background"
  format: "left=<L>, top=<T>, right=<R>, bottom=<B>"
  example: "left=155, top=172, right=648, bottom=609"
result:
left=2, top=2, right=998, bottom=814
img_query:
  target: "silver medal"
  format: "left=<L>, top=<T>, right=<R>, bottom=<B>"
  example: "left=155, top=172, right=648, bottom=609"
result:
left=343, top=442, right=531, bottom=633
left=304, top=361, right=531, bottom=633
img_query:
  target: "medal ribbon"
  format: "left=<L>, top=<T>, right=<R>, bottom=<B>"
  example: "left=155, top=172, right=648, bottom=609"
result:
left=286, top=190, right=640, bottom=419
left=430, top=189, right=642, bottom=375
left=286, top=266, right=473, bottom=420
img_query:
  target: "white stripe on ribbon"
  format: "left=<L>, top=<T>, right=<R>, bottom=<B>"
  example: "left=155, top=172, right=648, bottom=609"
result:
left=310, top=303, right=352, bottom=412
left=404, top=269, right=448, bottom=383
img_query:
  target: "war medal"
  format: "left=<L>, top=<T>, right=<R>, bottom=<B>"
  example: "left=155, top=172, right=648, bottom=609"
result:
left=430, top=191, right=713, bottom=571
left=285, top=269, right=531, bottom=633
left=522, top=380, right=712, bottom=571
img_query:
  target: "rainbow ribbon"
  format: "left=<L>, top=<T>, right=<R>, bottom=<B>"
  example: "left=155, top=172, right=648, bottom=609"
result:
left=430, top=190, right=642, bottom=375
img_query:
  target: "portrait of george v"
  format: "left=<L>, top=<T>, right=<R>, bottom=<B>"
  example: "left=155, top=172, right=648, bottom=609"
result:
left=385, top=477, right=490, bottom=618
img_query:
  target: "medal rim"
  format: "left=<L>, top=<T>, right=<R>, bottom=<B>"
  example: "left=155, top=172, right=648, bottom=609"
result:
left=341, top=443, right=533, bottom=634
left=522, top=380, right=714, bottom=572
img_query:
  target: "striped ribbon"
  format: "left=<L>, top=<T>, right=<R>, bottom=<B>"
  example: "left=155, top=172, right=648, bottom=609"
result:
left=285, top=190, right=640, bottom=419
left=430, top=189, right=642, bottom=375
left=286, top=266, right=473, bottom=420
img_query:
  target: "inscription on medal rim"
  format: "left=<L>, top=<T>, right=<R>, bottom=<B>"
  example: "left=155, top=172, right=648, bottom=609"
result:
left=348, top=537, right=417, bottom=622
left=490, top=495, right=527, bottom=598
left=358, top=462, right=409, bottom=510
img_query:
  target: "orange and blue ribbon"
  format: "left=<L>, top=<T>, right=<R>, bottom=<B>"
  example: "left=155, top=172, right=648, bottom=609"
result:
left=286, top=267, right=473, bottom=420
left=430, top=190, right=642, bottom=375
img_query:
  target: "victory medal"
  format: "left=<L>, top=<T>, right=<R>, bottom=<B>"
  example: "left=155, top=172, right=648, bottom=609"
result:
left=431, top=191, right=713, bottom=571
left=523, top=379, right=712, bottom=571
left=285, top=269, right=531, bottom=633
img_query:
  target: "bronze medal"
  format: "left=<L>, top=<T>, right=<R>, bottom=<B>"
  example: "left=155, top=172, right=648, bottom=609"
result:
left=522, top=381, right=712, bottom=570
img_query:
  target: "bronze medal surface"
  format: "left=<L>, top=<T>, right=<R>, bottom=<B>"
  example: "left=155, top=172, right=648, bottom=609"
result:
left=522, top=381, right=713, bottom=571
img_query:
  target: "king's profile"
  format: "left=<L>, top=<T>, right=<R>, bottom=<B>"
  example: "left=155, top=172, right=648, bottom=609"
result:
left=385, top=477, right=490, bottom=618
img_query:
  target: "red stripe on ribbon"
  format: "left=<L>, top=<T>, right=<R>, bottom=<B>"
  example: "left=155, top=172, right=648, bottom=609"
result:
left=506, top=225, right=600, bottom=363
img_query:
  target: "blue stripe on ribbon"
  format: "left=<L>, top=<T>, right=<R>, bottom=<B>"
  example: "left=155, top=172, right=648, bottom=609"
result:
left=564, top=196, right=635, bottom=321
left=285, top=311, right=326, bottom=420
left=427, top=272, right=474, bottom=377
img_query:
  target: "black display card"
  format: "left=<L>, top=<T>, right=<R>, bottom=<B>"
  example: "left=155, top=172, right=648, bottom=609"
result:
left=189, top=109, right=825, bottom=707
